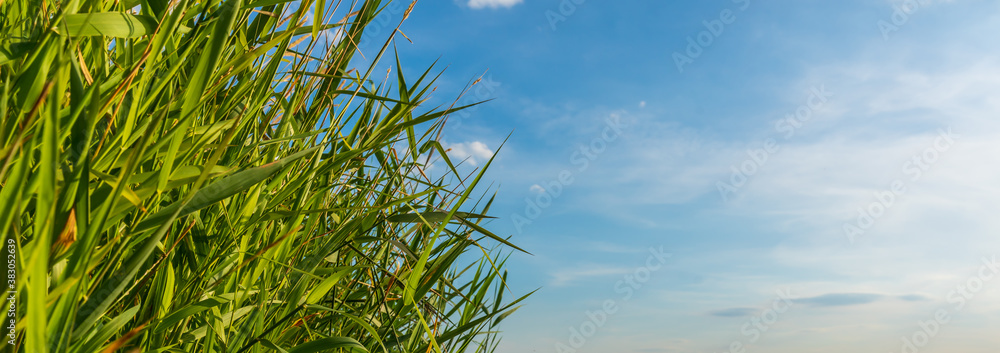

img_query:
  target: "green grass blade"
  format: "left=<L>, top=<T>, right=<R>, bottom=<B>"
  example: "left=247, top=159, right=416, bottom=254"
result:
left=58, top=13, right=158, bottom=38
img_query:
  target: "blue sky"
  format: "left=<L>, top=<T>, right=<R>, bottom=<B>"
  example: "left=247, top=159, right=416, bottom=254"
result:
left=361, top=0, right=1000, bottom=352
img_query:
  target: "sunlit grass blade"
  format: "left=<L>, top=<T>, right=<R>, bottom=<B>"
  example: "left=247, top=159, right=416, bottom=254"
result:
left=2, top=0, right=528, bottom=352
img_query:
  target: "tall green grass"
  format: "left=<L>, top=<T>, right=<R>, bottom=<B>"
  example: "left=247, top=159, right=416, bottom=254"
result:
left=0, top=0, right=529, bottom=351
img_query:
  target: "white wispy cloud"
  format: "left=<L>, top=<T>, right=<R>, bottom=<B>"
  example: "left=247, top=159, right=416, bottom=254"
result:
left=548, top=265, right=632, bottom=287
left=467, top=0, right=523, bottom=10
left=496, top=27, right=1000, bottom=353
left=445, top=141, right=494, bottom=166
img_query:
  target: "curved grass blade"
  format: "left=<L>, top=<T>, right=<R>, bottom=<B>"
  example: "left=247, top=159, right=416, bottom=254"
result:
left=135, top=146, right=320, bottom=231
left=59, top=13, right=158, bottom=38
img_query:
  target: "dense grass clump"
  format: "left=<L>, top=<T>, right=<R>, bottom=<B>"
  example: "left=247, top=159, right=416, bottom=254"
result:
left=0, top=0, right=528, bottom=352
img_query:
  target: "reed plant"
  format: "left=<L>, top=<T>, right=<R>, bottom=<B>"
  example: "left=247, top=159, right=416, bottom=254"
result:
left=0, top=0, right=529, bottom=351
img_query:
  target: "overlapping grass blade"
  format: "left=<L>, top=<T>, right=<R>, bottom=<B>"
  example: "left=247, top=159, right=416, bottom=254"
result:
left=0, top=0, right=528, bottom=352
